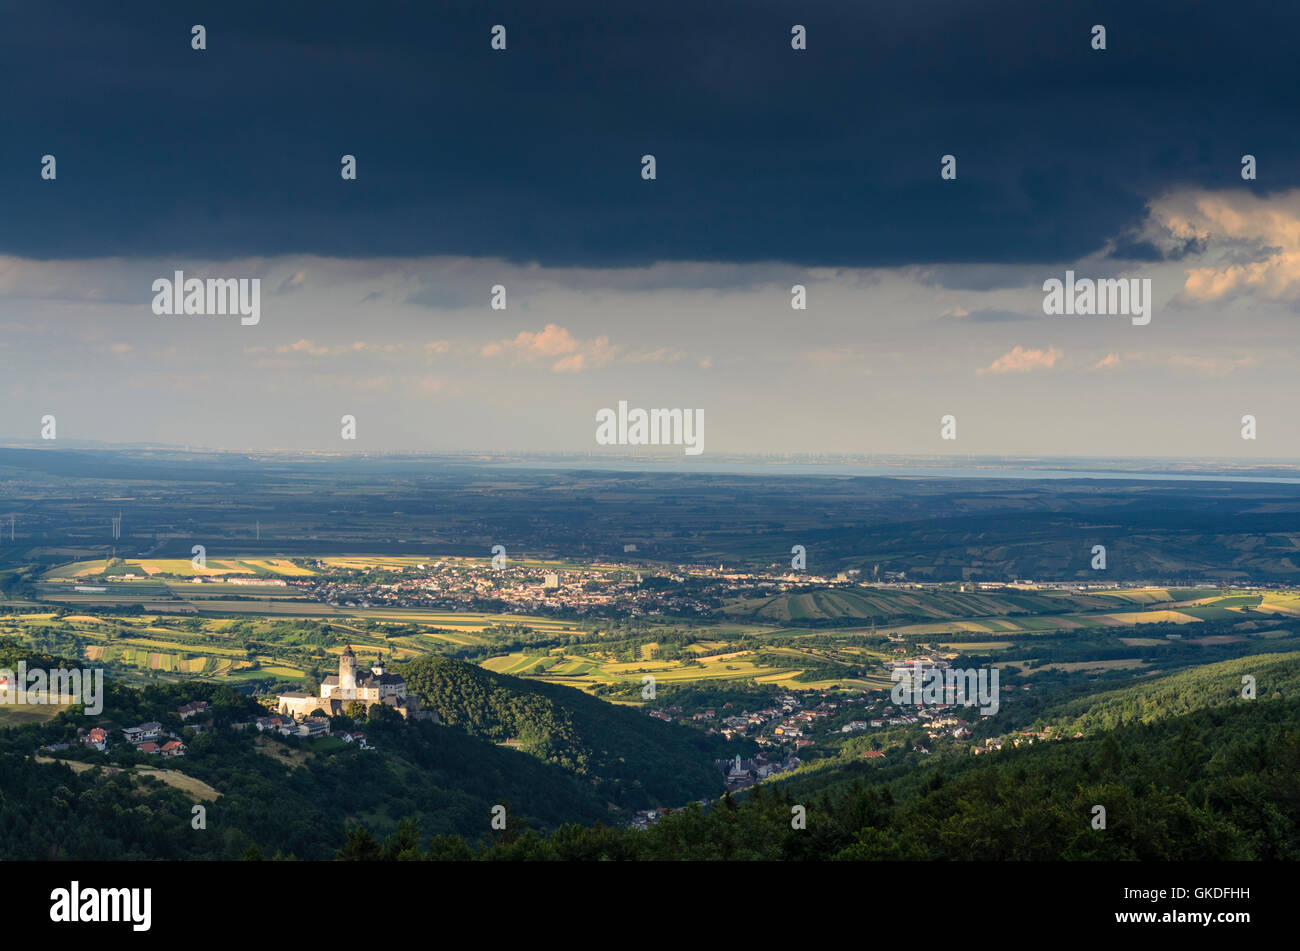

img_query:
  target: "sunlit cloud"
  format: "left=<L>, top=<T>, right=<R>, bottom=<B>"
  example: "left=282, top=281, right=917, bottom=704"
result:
left=481, top=324, right=619, bottom=373
left=1146, top=189, right=1300, bottom=302
left=977, top=345, right=1063, bottom=376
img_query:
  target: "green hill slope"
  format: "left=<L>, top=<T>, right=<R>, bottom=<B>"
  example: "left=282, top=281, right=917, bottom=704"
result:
left=1040, top=651, right=1300, bottom=735
left=399, top=655, right=728, bottom=809
left=416, top=696, right=1300, bottom=861
left=0, top=643, right=619, bottom=859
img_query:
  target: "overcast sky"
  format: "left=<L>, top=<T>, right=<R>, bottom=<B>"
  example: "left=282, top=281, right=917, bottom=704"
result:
left=2, top=1, right=1299, bottom=458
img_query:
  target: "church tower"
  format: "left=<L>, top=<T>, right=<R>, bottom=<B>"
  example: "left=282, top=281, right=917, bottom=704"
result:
left=340, top=645, right=357, bottom=693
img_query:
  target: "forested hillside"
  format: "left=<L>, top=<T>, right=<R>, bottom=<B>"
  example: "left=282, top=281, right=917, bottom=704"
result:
left=399, top=655, right=728, bottom=807
left=1039, top=652, right=1300, bottom=734
left=7, top=640, right=1298, bottom=861
left=0, top=643, right=620, bottom=858
left=358, top=697, right=1299, bottom=861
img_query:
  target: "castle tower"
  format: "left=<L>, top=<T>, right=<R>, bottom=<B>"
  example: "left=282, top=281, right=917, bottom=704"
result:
left=340, top=645, right=357, bottom=693
left=371, top=652, right=385, bottom=676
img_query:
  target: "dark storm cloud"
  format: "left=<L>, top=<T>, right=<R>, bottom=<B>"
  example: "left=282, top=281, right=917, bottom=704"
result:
left=1107, top=239, right=1166, bottom=262
left=2, top=0, right=1297, bottom=266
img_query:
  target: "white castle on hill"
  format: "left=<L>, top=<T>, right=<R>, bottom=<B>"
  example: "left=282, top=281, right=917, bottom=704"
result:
left=277, top=645, right=432, bottom=721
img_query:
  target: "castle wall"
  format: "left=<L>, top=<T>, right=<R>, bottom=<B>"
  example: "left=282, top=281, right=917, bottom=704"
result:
left=279, top=696, right=329, bottom=719
left=277, top=651, right=411, bottom=722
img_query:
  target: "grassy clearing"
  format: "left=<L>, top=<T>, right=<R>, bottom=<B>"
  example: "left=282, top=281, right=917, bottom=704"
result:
left=1034, top=659, right=1151, bottom=672
left=0, top=702, right=70, bottom=726
left=252, top=735, right=315, bottom=767
left=33, top=756, right=222, bottom=800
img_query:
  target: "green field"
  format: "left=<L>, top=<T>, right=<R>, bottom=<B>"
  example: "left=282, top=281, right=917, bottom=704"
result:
left=7, top=558, right=1300, bottom=702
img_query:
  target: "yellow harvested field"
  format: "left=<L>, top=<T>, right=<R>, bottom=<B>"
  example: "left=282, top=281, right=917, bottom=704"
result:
left=1096, top=610, right=1200, bottom=626
left=1094, top=588, right=1173, bottom=604
left=1255, top=596, right=1300, bottom=616
left=45, top=557, right=315, bottom=578
left=320, top=556, right=433, bottom=570
left=258, top=559, right=316, bottom=576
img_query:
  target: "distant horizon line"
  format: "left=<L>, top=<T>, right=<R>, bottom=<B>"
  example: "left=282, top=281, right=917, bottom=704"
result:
left=3, top=440, right=1300, bottom=470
